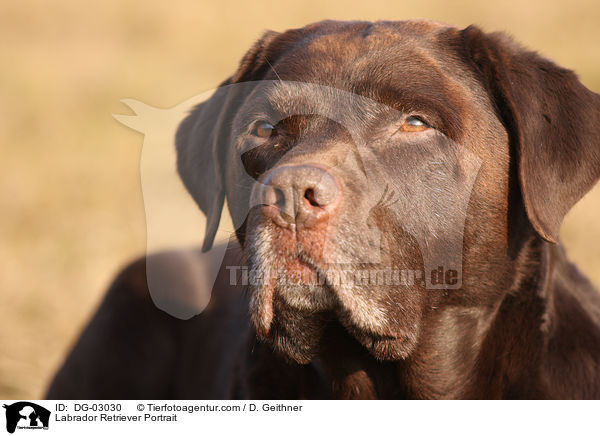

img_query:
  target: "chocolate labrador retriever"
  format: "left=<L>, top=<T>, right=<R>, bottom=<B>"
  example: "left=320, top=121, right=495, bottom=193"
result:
left=47, top=19, right=600, bottom=399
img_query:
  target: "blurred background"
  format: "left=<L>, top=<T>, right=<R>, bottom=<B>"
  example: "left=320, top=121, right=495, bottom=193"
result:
left=1, top=0, right=599, bottom=399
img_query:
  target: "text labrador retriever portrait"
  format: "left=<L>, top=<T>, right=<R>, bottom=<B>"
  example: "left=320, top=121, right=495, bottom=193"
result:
left=47, top=19, right=600, bottom=399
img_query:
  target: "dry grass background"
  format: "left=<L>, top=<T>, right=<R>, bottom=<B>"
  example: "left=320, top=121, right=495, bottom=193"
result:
left=1, top=0, right=599, bottom=399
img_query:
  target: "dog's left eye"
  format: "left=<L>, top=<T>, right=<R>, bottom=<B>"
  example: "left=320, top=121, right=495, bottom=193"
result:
left=399, top=116, right=430, bottom=133
left=252, top=122, right=276, bottom=138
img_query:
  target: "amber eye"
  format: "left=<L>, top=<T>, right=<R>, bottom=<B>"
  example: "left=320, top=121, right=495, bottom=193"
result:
left=253, top=122, right=276, bottom=138
left=400, top=116, right=430, bottom=132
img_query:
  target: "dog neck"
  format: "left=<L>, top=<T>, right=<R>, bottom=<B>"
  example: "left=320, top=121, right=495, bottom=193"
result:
left=313, top=236, right=555, bottom=399
left=399, top=236, right=553, bottom=399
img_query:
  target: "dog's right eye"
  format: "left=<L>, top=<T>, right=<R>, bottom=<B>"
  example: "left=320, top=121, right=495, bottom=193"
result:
left=252, top=122, right=276, bottom=138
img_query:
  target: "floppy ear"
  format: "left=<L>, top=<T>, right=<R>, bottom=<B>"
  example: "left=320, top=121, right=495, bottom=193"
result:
left=461, top=26, right=600, bottom=243
left=176, top=81, right=231, bottom=252
left=175, top=30, right=281, bottom=251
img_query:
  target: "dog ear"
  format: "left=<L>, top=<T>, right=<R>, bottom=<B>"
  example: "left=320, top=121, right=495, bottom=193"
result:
left=461, top=26, right=600, bottom=243
left=175, top=30, right=281, bottom=251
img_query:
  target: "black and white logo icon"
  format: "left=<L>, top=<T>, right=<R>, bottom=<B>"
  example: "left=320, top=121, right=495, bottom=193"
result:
left=2, top=402, right=50, bottom=433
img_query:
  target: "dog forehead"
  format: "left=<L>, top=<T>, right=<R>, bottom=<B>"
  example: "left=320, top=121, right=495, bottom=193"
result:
left=271, top=19, right=460, bottom=75
left=297, top=19, right=457, bottom=47
left=259, top=21, right=476, bottom=114
left=261, top=81, right=379, bottom=121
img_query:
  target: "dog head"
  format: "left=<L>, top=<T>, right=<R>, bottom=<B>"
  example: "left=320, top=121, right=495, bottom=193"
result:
left=176, top=20, right=600, bottom=363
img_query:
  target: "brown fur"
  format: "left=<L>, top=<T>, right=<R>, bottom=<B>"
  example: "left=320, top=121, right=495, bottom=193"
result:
left=47, top=20, right=600, bottom=399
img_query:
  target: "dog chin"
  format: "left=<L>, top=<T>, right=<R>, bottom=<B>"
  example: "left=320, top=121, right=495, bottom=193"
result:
left=262, top=313, right=417, bottom=364
left=259, top=292, right=330, bottom=364
left=343, top=323, right=417, bottom=361
left=250, top=280, right=417, bottom=364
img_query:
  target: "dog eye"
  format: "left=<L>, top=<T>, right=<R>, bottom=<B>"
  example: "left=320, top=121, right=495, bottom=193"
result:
left=400, top=116, right=430, bottom=133
left=252, top=122, right=276, bottom=138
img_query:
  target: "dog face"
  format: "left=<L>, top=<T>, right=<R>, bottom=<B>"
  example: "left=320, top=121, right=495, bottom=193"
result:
left=176, top=20, right=600, bottom=363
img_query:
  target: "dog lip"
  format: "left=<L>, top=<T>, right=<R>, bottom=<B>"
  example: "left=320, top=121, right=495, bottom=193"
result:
left=284, top=256, right=319, bottom=280
left=348, top=321, right=406, bottom=342
left=261, top=205, right=296, bottom=229
left=260, top=204, right=326, bottom=230
left=295, top=251, right=330, bottom=277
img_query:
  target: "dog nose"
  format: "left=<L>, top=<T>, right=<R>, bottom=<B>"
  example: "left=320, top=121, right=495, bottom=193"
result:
left=260, top=165, right=340, bottom=228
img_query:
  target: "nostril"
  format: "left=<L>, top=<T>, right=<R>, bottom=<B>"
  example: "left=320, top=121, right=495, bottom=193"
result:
left=304, top=188, right=320, bottom=207
left=263, top=185, right=287, bottom=209
left=261, top=165, right=339, bottom=227
left=274, top=188, right=286, bottom=209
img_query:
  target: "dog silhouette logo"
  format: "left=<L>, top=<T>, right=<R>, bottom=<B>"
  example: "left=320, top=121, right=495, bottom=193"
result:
left=2, top=402, right=50, bottom=433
